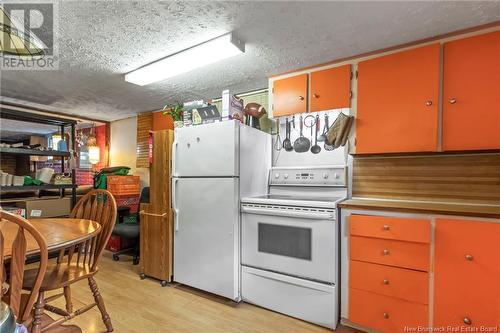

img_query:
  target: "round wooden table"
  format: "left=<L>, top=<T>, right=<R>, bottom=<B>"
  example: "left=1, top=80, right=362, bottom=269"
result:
left=2, top=218, right=101, bottom=259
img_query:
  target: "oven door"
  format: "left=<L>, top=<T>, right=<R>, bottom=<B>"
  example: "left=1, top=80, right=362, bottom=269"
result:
left=241, top=204, right=336, bottom=283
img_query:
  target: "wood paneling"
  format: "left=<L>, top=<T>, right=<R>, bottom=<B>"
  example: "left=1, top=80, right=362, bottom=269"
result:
left=136, top=112, right=153, bottom=168
left=352, top=154, right=500, bottom=205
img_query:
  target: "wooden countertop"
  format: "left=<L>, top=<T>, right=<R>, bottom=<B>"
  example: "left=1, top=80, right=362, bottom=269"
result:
left=339, top=198, right=500, bottom=219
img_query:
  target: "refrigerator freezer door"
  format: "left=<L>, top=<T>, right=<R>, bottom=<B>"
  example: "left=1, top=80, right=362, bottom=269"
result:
left=173, top=177, right=240, bottom=300
left=173, top=121, right=239, bottom=177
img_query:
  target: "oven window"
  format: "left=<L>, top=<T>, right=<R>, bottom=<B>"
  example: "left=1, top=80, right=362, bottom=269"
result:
left=258, top=223, right=312, bottom=260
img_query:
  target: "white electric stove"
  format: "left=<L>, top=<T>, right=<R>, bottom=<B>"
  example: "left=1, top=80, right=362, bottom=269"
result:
left=241, top=165, right=347, bottom=330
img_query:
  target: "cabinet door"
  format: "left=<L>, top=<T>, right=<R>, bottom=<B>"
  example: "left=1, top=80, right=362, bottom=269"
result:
left=434, top=219, right=500, bottom=328
left=443, top=31, right=500, bottom=151
left=310, top=65, right=351, bottom=112
left=272, top=74, right=308, bottom=117
left=356, top=44, right=440, bottom=153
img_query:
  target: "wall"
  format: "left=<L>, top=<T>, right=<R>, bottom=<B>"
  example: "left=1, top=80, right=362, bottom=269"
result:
left=110, top=116, right=150, bottom=187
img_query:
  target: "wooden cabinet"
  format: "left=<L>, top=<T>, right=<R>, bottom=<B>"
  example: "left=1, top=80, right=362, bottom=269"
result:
left=140, top=129, right=174, bottom=285
left=272, top=74, right=308, bottom=117
left=442, top=31, right=500, bottom=151
left=310, top=65, right=351, bottom=112
left=434, top=218, right=500, bottom=328
left=356, top=44, right=440, bottom=153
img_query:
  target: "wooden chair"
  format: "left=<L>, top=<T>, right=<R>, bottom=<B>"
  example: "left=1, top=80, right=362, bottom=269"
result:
left=22, top=189, right=117, bottom=332
left=0, top=210, right=48, bottom=332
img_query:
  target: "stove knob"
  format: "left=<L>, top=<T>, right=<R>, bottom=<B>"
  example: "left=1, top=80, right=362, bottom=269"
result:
left=284, top=173, right=289, bottom=179
left=275, top=173, right=280, bottom=179
left=334, top=173, right=340, bottom=179
left=323, top=173, right=329, bottom=179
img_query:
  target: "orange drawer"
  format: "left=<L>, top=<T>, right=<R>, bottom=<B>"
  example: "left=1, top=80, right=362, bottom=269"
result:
left=350, top=260, right=429, bottom=304
left=350, top=215, right=430, bottom=243
left=349, top=288, right=428, bottom=333
left=434, top=219, right=500, bottom=328
left=350, top=236, right=430, bottom=271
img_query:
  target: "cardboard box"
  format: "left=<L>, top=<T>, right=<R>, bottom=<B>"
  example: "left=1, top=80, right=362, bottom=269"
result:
left=16, top=197, right=71, bottom=218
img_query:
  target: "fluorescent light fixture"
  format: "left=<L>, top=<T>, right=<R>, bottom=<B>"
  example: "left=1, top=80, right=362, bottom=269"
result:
left=125, top=32, right=245, bottom=86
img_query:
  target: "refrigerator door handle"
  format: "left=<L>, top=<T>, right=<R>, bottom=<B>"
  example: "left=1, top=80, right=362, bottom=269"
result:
left=172, top=178, right=179, bottom=231
left=172, top=139, right=178, bottom=177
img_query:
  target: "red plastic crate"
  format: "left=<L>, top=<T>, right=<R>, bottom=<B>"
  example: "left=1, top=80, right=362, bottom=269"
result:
left=107, top=176, right=140, bottom=196
left=115, top=195, right=140, bottom=214
left=106, top=235, right=136, bottom=252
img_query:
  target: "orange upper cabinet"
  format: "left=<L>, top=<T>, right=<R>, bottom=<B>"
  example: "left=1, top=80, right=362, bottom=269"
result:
left=442, top=31, right=500, bottom=151
left=434, top=219, right=500, bottom=328
left=272, top=74, right=308, bottom=117
left=356, top=44, right=440, bottom=154
left=310, top=65, right=351, bottom=112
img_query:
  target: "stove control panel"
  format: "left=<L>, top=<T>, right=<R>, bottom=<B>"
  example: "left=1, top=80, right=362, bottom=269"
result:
left=269, top=166, right=346, bottom=186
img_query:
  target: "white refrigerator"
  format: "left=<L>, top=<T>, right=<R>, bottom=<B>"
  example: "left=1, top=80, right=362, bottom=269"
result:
left=172, top=120, right=271, bottom=301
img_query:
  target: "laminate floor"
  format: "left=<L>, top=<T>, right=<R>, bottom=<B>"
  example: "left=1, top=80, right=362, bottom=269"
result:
left=46, top=252, right=360, bottom=333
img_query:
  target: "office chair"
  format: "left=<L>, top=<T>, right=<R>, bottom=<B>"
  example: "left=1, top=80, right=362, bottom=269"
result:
left=111, top=186, right=149, bottom=265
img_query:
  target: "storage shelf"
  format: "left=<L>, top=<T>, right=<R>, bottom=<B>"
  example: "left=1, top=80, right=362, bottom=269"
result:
left=1, top=184, right=76, bottom=191
left=0, top=147, right=70, bottom=157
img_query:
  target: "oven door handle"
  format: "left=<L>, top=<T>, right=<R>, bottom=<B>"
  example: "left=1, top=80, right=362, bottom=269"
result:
left=241, top=206, right=334, bottom=220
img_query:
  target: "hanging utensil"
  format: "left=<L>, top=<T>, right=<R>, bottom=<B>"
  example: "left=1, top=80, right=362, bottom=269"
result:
left=274, top=118, right=282, bottom=151
left=311, top=114, right=321, bottom=154
left=318, top=114, right=328, bottom=142
left=283, top=117, right=293, bottom=152
left=293, top=115, right=311, bottom=153
left=324, top=114, right=335, bottom=151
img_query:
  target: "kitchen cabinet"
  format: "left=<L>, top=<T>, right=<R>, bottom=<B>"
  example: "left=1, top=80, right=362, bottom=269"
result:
left=310, top=65, right=351, bottom=112
left=442, top=31, right=500, bottom=151
left=272, top=74, right=308, bottom=117
left=434, top=218, right=500, bottom=328
left=343, top=209, right=500, bottom=333
left=356, top=44, right=440, bottom=153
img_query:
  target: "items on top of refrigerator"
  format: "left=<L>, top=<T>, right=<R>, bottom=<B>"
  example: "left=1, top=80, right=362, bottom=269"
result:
left=222, top=90, right=244, bottom=122
left=191, top=105, right=221, bottom=125
left=183, top=100, right=206, bottom=126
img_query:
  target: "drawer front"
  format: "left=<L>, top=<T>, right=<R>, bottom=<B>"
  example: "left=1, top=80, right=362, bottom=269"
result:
left=350, top=236, right=430, bottom=271
left=434, top=219, right=500, bottom=327
left=349, top=260, right=429, bottom=304
left=349, top=288, right=428, bottom=333
left=350, top=214, right=430, bottom=243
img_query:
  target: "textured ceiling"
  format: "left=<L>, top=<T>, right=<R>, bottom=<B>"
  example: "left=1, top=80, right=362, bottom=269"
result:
left=1, top=1, right=499, bottom=121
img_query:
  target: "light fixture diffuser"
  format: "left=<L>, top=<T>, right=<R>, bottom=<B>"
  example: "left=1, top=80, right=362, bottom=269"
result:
left=125, top=32, right=245, bottom=86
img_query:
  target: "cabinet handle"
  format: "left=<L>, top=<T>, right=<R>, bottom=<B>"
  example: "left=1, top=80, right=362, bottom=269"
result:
left=463, top=317, right=472, bottom=325
left=298, top=96, right=305, bottom=101
left=382, top=249, right=390, bottom=256
left=425, top=100, right=433, bottom=106
left=465, top=254, right=474, bottom=261
left=312, top=93, right=319, bottom=98
left=383, top=312, right=390, bottom=319
left=449, top=98, right=457, bottom=104
left=383, top=224, right=390, bottom=231
left=383, top=279, right=390, bottom=285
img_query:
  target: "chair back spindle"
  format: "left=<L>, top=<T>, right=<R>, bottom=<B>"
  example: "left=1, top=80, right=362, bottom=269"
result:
left=66, top=190, right=117, bottom=272
left=0, top=210, right=48, bottom=324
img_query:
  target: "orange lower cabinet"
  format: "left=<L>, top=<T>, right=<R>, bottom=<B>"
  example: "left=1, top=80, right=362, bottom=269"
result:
left=350, top=236, right=430, bottom=271
left=349, top=215, right=430, bottom=243
left=349, top=260, right=429, bottom=304
left=349, top=288, right=428, bottom=333
left=434, top=219, right=500, bottom=328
